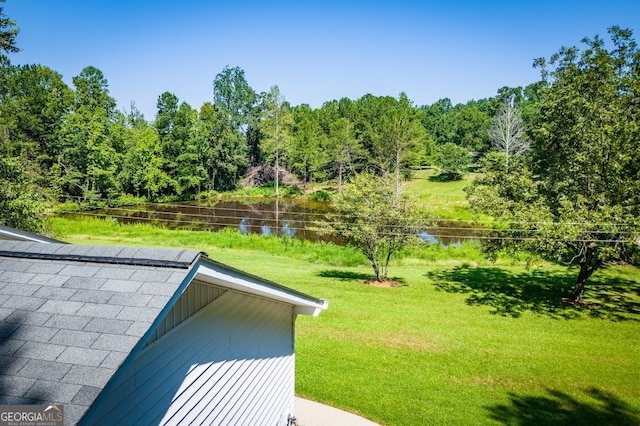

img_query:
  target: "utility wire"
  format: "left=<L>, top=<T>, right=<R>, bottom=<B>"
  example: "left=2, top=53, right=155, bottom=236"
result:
left=59, top=202, right=640, bottom=236
left=60, top=194, right=639, bottom=228
left=63, top=210, right=635, bottom=244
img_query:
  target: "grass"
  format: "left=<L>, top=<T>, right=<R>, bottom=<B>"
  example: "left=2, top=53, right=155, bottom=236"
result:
left=48, top=216, right=640, bottom=426
left=405, top=169, right=479, bottom=220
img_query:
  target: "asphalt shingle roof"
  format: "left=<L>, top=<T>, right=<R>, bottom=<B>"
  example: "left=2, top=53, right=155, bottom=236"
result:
left=0, top=241, right=203, bottom=425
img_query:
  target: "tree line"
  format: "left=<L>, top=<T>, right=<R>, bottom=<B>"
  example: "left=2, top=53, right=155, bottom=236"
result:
left=1, top=60, right=541, bottom=202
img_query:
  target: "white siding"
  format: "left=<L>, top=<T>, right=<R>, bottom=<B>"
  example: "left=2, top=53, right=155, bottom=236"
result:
left=84, top=289, right=295, bottom=426
left=147, top=281, right=227, bottom=345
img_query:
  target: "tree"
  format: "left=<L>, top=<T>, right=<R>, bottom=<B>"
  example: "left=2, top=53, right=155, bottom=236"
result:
left=0, top=0, right=18, bottom=65
left=153, top=92, right=197, bottom=196
left=0, top=157, right=49, bottom=232
left=436, top=142, right=470, bottom=181
left=488, top=95, right=530, bottom=173
left=195, top=102, right=247, bottom=191
left=369, top=93, right=426, bottom=196
left=259, top=85, right=293, bottom=195
left=118, top=123, right=173, bottom=198
left=213, top=65, right=257, bottom=132
left=450, top=101, right=491, bottom=153
left=59, top=66, right=120, bottom=198
left=290, top=105, right=326, bottom=187
left=326, top=117, right=362, bottom=193
left=467, top=27, right=640, bottom=303
left=323, top=172, right=422, bottom=282
left=0, top=64, right=72, bottom=167
left=213, top=66, right=259, bottom=166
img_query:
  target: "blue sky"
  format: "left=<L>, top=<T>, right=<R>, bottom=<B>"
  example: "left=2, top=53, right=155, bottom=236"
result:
left=7, top=1, right=640, bottom=119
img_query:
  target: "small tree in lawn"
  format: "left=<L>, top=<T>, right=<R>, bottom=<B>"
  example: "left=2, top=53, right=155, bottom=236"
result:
left=323, top=172, right=422, bottom=283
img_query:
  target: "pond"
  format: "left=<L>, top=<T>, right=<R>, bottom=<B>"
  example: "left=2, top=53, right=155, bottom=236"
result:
left=63, top=198, right=485, bottom=246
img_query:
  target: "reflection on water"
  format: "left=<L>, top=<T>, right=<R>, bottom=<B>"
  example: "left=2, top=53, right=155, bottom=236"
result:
left=63, top=198, right=484, bottom=245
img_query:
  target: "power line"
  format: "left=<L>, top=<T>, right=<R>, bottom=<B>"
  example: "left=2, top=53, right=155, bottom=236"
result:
left=58, top=196, right=640, bottom=231
left=61, top=210, right=636, bottom=244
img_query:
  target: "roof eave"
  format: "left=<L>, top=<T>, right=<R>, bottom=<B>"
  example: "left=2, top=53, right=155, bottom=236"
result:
left=193, top=260, right=328, bottom=316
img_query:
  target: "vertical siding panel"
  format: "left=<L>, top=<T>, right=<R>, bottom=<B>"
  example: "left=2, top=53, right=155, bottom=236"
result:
left=86, top=290, right=295, bottom=426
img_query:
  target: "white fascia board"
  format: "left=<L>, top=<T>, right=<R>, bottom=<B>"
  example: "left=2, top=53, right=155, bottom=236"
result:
left=193, top=262, right=328, bottom=316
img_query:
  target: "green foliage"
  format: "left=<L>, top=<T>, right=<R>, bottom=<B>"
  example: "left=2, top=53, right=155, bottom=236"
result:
left=468, top=28, right=640, bottom=301
left=321, top=172, right=423, bottom=281
left=436, top=142, right=470, bottom=181
left=259, top=85, right=293, bottom=193
left=0, top=157, right=49, bottom=232
left=308, top=189, right=332, bottom=202
left=0, top=0, right=19, bottom=65
left=0, top=64, right=72, bottom=166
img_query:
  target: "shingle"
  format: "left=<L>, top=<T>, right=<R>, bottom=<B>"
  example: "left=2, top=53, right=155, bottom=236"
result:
left=57, top=347, right=109, bottom=367
left=69, top=289, right=114, bottom=304
left=0, top=294, right=9, bottom=306
left=1, top=282, right=40, bottom=296
left=82, top=245, right=124, bottom=258
left=0, top=271, right=37, bottom=284
left=28, top=273, right=70, bottom=287
left=10, top=324, right=58, bottom=343
left=116, top=247, right=141, bottom=259
left=14, top=341, right=67, bottom=361
left=25, top=379, right=82, bottom=403
left=26, top=261, right=65, bottom=274
left=167, top=271, right=189, bottom=284
left=147, top=295, right=170, bottom=308
left=125, top=321, right=152, bottom=338
left=0, top=241, right=22, bottom=251
left=17, top=359, right=72, bottom=381
left=58, top=264, right=101, bottom=278
left=38, top=299, right=85, bottom=315
left=130, top=268, right=174, bottom=283
left=63, top=365, right=114, bottom=388
left=70, top=385, right=102, bottom=406
left=0, top=320, right=19, bottom=338
left=0, top=259, right=30, bottom=272
left=83, top=317, right=133, bottom=334
left=100, top=351, right=128, bottom=369
left=117, top=306, right=158, bottom=322
left=62, top=276, right=106, bottom=290
left=49, top=329, right=100, bottom=348
left=5, top=310, right=52, bottom=326
left=0, top=355, right=29, bottom=374
left=94, top=266, right=137, bottom=280
left=100, top=278, right=143, bottom=293
left=92, top=334, right=139, bottom=352
left=0, top=374, right=36, bottom=397
left=2, top=295, right=46, bottom=311
left=0, top=395, right=38, bottom=405
left=75, top=303, right=122, bottom=319
left=138, top=281, right=179, bottom=296
left=0, top=338, right=24, bottom=355
left=107, top=292, right=152, bottom=307
left=64, top=404, right=89, bottom=424
left=44, top=314, right=92, bottom=331
left=32, top=286, right=77, bottom=301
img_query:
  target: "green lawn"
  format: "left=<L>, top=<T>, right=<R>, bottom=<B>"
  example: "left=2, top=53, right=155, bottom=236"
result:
left=49, top=217, right=640, bottom=425
left=405, top=169, right=479, bottom=220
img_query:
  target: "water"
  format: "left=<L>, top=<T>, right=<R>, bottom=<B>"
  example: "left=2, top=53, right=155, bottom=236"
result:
left=65, top=198, right=484, bottom=245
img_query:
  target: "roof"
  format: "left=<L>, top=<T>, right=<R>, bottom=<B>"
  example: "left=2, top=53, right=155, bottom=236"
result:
left=0, top=225, right=65, bottom=244
left=0, top=240, right=327, bottom=425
